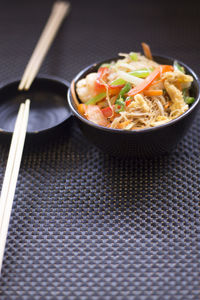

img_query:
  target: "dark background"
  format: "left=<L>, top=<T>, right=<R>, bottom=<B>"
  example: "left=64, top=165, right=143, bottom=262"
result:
left=1, top=0, right=200, bottom=83
left=0, top=0, right=200, bottom=299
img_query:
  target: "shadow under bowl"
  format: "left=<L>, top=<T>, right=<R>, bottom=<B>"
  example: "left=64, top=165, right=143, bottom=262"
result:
left=0, top=75, right=72, bottom=143
left=68, top=55, right=200, bottom=158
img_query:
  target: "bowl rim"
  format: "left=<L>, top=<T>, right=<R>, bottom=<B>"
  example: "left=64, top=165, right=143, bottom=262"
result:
left=0, top=74, right=71, bottom=135
left=68, top=54, right=200, bottom=134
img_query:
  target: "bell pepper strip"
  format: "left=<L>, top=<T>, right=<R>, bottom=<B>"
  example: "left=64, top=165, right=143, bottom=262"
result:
left=126, top=65, right=174, bottom=106
left=85, top=105, right=109, bottom=126
left=95, top=67, right=109, bottom=93
left=95, top=66, right=124, bottom=95
left=85, top=92, right=106, bottom=105
left=108, top=84, right=125, bottom=95
left=101, top=106, right=113, bottom=118
left=141, top=42, right=153, bottom=60
left=143, top=90, right=163, bottom=97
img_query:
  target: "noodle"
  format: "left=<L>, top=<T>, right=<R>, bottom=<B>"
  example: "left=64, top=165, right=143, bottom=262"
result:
left=76, top=51, right=194, bottom=130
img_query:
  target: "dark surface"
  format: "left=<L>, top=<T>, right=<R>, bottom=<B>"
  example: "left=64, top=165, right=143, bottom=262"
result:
left=0, top=0, right=200, bottom=299
left=69, top=55, right=200, bottom=158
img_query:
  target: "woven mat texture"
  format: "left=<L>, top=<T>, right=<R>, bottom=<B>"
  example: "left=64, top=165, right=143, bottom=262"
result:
left=0, top=0, right=200, bottom=299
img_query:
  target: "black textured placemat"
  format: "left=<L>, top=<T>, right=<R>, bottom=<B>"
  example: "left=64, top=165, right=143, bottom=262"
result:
left=0, top=0, right=200, bottom=299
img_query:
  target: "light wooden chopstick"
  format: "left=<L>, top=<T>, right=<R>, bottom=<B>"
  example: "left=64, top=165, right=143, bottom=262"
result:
left=0, top=1, right=70, bottom=274
left=18, top=1, right=70, bottom=91
left=0, top=100, right=30, bottom=274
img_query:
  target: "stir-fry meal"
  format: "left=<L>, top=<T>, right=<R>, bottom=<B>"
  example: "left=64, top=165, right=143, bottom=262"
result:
left=76, top=43, right=194, bottom=130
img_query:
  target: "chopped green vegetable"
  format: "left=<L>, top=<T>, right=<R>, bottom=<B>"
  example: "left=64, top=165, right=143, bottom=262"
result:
left=182, top=88, right=195, bottom=105
left=129, top=52, right=138, bottom=61
left=174, top=60, right=185, bottom=73
left=86, top=92, right=106, bottom=105
left=183, top=89, right=195, bottom=104
left=129, top=68, right=153, bottom=78
left=115, top=97, right=125, bottom=112
left=118, top=82, right=132, bottom=99
left=117, top=70, right=144, bottom=86
left=110, top=68, right=153, bottom=87
left=185, top=97, right=195, bottom=104
left=110, top=78, right=126, bottom=86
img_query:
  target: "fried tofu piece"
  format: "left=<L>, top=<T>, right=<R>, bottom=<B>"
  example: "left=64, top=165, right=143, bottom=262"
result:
left=128, top=94, right=150, bottom=112
left=164, top=80, right=188, bottom=115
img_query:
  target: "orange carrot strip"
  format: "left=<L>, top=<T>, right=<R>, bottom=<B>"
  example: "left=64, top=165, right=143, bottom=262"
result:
left=78, top=104, right=86, bottom=116
left=151, top=78, right=164, bottom=86
left=164, top=102, right=171, bottom=109
left=143, top=90, right=163, bottom=96
left=141, top=42, right=153, bottom=60
left=126, top=65, right=173, bottom=106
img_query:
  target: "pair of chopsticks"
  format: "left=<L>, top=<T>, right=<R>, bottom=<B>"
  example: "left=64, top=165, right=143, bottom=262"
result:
left=0, top=1, right=70, bottom=274
left=19, top=1, right=70, bottom=91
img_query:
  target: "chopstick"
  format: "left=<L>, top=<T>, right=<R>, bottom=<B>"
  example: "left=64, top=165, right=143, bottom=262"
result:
left=0, top=1, right=70, bottom=274
left=0, top=100, right=30, bottom=273
left=18, top=1, right=70, bottom=91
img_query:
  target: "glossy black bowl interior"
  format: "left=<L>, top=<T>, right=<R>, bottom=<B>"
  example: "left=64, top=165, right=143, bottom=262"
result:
left=68, top=55, right=200, bottom=158
left=0, top=75, right=71, bottom=142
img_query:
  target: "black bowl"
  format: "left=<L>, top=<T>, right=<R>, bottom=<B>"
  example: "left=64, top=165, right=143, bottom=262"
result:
left=68, top=55, right=200, bottom=158
left=0, top=75, right=72, bottom=143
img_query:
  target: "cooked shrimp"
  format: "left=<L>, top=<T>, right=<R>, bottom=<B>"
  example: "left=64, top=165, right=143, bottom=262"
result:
left=85, top=105, right=108, bottom=126
left=76, top=73, right=98, bottom=103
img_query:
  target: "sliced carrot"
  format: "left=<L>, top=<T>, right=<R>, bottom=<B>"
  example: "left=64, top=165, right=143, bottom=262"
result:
left=164, top=102, right=171, bottom=109
left=141, top=42, right=153, bottom=60
left=151, top=78, right=164, bottom=86
left=126, top=65, right=174, bottom=106
left=78, top=104, right=86, bottom=116
left=143, top=90, right=163, bottom=96
left=159, top=65, right=174, bottom=73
